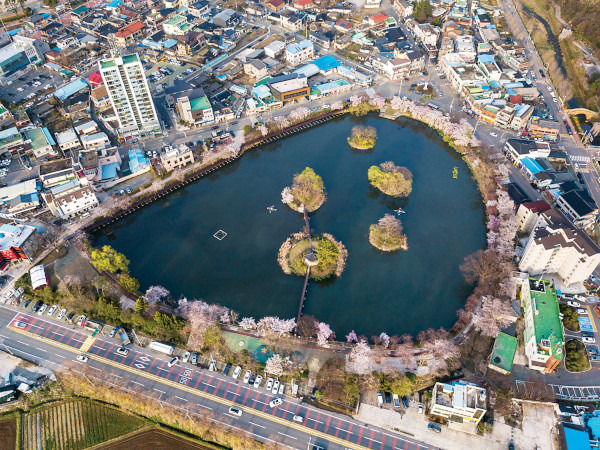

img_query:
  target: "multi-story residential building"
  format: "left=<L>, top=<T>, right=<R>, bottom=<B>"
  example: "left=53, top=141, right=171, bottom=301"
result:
left=244, top=59, right=268, bottom=80
left=114, top=21, right=145, bottom=48
left=42, top=178, right=98, bottom=219
left=455, top=35, right=476, bottom=62
left=516, top=200, right=551, bottom=234
left=22, top=127, right=56, bottom=158
left=556, top=190, right=599, bottom=229
left=80, top=132, right=110, bottom=150
left=213, top=9, right=238, bottom=27
left=91, top=85, right=111, bottom=108
left=163, top=15, right=190, bottom=35
left=431, top=381, right=487, bottom=427
left=519, top=208, right=600, bottom=286
left=285, top=40, right=314, bottom=66
left=517, top=276, right=564, bottom=372
left=99, top=53, right=161, bottom=140
left=174, top=88, right=214, bottom=126
left=160, top=144, right=194, bottom=171
left=441, top=53, right=486, bottom=93
left=393, top=0, right=413, bottom=17
left=74, top=120, right=100, bottom=137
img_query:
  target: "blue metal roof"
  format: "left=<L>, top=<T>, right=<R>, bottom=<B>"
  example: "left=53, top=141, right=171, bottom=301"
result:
left=101, top=163, right=119, bottom=180
left=128, top=149, right=149, bottom=174
left=42, top=127, right=56, bottom=146
left=521, top=157, right=544, bottom=175
left=55, top=78, right=88, bottom=101
left=564, top=426, right=591, bottom=450
left=312, top=55, right=341, bottom=71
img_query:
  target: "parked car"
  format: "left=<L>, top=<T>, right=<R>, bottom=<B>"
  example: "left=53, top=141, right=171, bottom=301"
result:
left=182, top=351, right=190, bottom=363
left=23, top=299, right=32, bottom=309
left=254, top=375, right=263, bottom=387
left=232, top=365, right=242, bottom=379
left=269, top=398, right=283, bottom=408
left=577, top=308, right=588, bottom=315
left=272, top=380, right=280, bottom=394
left=243, top=370, right=251, bottom=383
left=37, top=304, right=48, bottom=315
left=229, top=407, right=243, bottom=417
left=567, top=300, right=581, bottom=307
left=76, top=355, right=88, bottom=362
left=377, top=393, right=384, bottom=408
left=47, top=305, right=58, bottom=316
left=109, top=328, right=117, bottom=338
left=418, top=403, right=424, bottom=414
left=32, top=300, right=43, bottom=313
left=591, top=355, right=600, bottom=362
left=384, top=392, right=392, bottom=403
left=223, top=363, right=232, bottom=375
left=428, top=423, right=442, bottom=433
left=209, top=359, right=217, bottom=371
left=57, top=308, right=66, bottom=320
left=402, top=396, right=409, bottom=408
left=266, top=378, right=274, bottom=391
left=116, top=347, right=129, bottom=356
left=168, top=357, right=179, bottom=367
left=77, top=315, right=86, bottom=326
left=392, top=393, right=400, bottom=408
left=583, top=336, right=596, bottom=343
left=191, top=352, right=198, bottom=365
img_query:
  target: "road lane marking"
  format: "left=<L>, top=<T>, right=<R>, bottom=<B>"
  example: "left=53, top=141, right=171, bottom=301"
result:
left=278, top=432, right=297, bottom=440
left=55, top=354, right=65, bottom=359
left=198, top=404, right=212, bottom=410
left=16, top=340, right=28, bottom=346
left=175, top=396, right=188, bottom=402
left=251, top=423, right=266, bottom=429
left=131, top=380, right=144, bottom=386
left=154, top=389, right=166, bottom=393
left=4, top=325, right=383, bottom=450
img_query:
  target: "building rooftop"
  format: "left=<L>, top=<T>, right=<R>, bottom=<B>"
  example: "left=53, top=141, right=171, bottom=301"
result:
left=190, top=95, right=211, bottom=111
left=40, top=158, right=72, bottom=176
left=529, top=278, right=564, bottom=361
left=286, top=39, right=313, bottom=55
left=23, top=128, right=50, bottom=151
left=488, top=332, right=518, bottom=374
left=0, top=223, right=35, bottom=251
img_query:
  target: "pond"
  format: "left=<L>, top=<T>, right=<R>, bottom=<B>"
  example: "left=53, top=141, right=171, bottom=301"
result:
left=93, top=114, right=486, bottom=337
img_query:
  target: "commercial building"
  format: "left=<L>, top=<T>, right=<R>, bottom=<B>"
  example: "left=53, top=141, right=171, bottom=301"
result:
left=504, top=138, right=551, bottom=162
left=160, top=145, right=194, bottom=171
left=556, top=190, right=598, bottom=229
left=0, top=224, right=40, bottom=261
left=0, top=127, right=24, bottom=155
left=517, top=276, right=564, bottom=372
left=431, top=381, right=487, bottom=427
left=0, top=37, right=50, bottom=85
left=519, top=208, right=600, bottom=286
left=99, top=53, right=161, bottom=140
left=268, top=74, right=310, bottom=103
left=285, top=40, right=314, bottom=66
left=528, top=117, right=560, bottom=141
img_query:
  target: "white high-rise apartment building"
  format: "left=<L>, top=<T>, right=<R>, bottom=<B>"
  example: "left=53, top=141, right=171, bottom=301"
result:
left=99, top=53, right=161, bottom=139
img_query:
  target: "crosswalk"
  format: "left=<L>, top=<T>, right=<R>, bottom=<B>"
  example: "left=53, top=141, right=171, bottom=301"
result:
left=79, top=336, right=96, bottom=352
left=570, top=155, right=591, bottom=163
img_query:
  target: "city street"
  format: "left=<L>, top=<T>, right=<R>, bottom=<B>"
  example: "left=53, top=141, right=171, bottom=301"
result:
left=0, top=304, right=435, bottom=450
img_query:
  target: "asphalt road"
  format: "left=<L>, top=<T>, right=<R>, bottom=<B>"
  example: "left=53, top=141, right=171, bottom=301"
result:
left=0, top=305, right=436, bottom=450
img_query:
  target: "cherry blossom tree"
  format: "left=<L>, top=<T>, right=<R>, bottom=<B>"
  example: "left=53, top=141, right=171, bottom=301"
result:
left=270, top=318, right=296, bottom=336
left=331, top=101, right=344, bottom=110
left=471, top=296, right=516, bottom=337
left=239, top=317, right=257, bottom=330
left=281, top=187, right=293, bottom=205
left=316, top=322, right=334, bottom=345
left=349, top=94, right=364, bottom=107
left=379, top=332, right=390, bottom=348
left=265, top=354, right=289, bottom=376
left=274, top=116, right=290, bottom=130
left=369, top=96, right=387, bottom=110
left=289, top=107, right=310, bottom=122
left=487, top=215, right=501, bottom=230
left=177, top=298, right=229, bottom=348
left=346, top=330, right=358, bottom=343
left=346, top=340, right=374, bottom=374
left=219, top=310, right=231, bottom=324
left=144, top=285, right=170, bottom=305
left=259, top=124, right=268, bottom=136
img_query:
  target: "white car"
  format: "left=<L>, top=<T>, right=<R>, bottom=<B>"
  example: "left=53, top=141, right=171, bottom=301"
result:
left=278, top=383, right=285, bottom=395
left=553, top=97, right=557, bottom=103
left=266, top=378, right=274, bottom=391
left=269, top=398, right=283, bottom=408
left=577, top=308, right=588, bottom=315
left=38, top=304, right=48, bottom=315
left=228, top=407, right=243, bottom=417
left=76, top=355, right=88, bottom=362
left=77, top=315, right=86, bottom=326
left=292, top=414, right=303, bottom=423
left=168, top=356, right=179, bottom=367
left=547, top=85, right=552, bottom=91
left=567, top=301, right=581, bottom=307
left=490, top=132, right=498, bottom=137
left=232, top=365, right=242, bottom=379
left=116, top=347, right=129, bottom=356
left=272, top=380, right=280, bottom=394
left=254, top=375, right=263, bottom=388
left=47, top=304, right=58, bottom=316
left=57, top=308, right=67, bottom=320
left=182, top=351, right=190, bottom=363
left=243, top=370, right=251, bottom=383
left=583, top=336, right=596, bottom=343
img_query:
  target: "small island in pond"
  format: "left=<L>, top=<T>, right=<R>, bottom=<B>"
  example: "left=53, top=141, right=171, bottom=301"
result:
left=347, top=125, right=377, bottom=150
left=281, top=167, right=326, bottom=212
left=368, top=161, right=413, bottom=198
left=278, top=232, right=348, bottom=279
left=369, top=214, right=408, bottom=252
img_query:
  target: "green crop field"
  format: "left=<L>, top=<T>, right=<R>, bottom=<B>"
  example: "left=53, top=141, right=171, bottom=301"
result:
left=23, top=399, right=145, bottom=450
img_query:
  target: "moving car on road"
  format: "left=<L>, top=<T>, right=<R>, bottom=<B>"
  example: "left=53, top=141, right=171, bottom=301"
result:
left=229, top=407, right=243, bottom=417
left=293, top=415, right=303, bottom=423
left=76, top=355, right=88, bottom=362
left=116, top=347, right=129, bottom=356
left=269, top=398, right=283, bottom=408
left=14, top=321, right=26, bottom=329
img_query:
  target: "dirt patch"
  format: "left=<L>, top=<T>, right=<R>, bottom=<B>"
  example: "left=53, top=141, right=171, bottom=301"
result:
left=0, top=417, right=17, bottom=450
left=99, top=428, right=213, bottom=450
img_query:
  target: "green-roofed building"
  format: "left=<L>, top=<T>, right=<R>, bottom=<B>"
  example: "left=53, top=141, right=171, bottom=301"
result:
left=519, top=277, right=565, bottom=372
left=174, top=87, right=214, bottom=125
left=488, top=333, right=518, bottom=375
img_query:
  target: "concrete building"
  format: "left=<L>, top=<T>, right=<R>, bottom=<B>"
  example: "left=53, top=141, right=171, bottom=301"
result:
left=174, top=88, right=214, bottom=125
left=0, top=127, right=24, bottom=155
left=0, top=223, right=41, bottom=261
left=114, top=21, right=145, bottom=48
left=55, top=129, right=81, bottom=152
left=99, top=53, right=161, bottom=140
left=39, top=159, right=76, bottom=188
left=528, top=117, right=560, bottom=142
left=285, top=40, right=314, bottom=66
left=42, top=178, right=98, bottom=219
left=267, top=74, right=310, bottom=103
left=0, top=37, right=50, bottom=85
left=517, top=276, right=564, bottom=372
left=213, top=9, right=237, bottom=28
left=556, top=190, right=599, bottom=229
left=160, top=144, right=194, bottom=171
left=516, top=200, right=551, bottom=234
left=244, top=59, right=268, bottom=80
left=22, top=127, right=56, bottom=158
left=504, top=138, right=551, bottom=162
left=80, top=132, right=110, bottom=150
left=519, top=208, right=600, bottom=286
left=431, top=381, right=487, bottom=428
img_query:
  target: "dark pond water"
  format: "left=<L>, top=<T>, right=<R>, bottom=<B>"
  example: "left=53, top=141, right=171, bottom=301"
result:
left=93, top=114, right=486, bottom=337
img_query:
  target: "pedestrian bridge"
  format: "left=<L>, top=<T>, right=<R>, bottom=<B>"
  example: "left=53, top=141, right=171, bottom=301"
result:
left=567, top=108, right=600, bottom=121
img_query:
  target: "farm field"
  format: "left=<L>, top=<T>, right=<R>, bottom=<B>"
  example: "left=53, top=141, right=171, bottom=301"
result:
left=22, top=399, right=145, bottom=450
left=0, top=417, right=17, bottom=450
left=99, top=428, right=215, bottom=450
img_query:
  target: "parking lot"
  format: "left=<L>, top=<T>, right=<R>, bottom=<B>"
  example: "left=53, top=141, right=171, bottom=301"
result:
left=143, top=60, right=198, bottom=91
left=0, top=68, right=64, bottom=105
